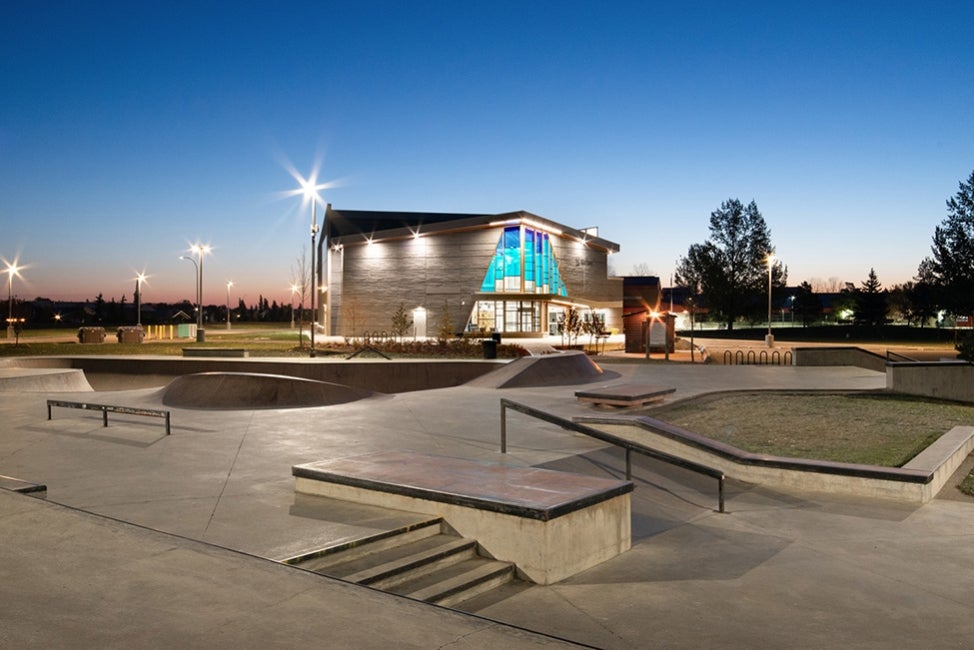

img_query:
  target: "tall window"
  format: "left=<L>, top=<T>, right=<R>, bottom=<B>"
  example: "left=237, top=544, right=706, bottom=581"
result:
left=480, top=225, right=566, bottom=295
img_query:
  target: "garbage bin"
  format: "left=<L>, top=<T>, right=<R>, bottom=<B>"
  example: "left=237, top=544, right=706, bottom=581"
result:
left=78, top=327, right=106, bottom=344
left=116, top=326, right=145, bottom=344
left=482, top=339, right=497, bottom=359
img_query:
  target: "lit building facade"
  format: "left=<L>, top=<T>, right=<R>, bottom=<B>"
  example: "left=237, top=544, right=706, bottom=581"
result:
left=318, top=207, right=622, bottom=338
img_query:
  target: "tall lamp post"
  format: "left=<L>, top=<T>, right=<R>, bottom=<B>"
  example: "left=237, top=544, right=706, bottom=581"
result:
left=5, top=260, right=21, bottom=340
left=179, top=254, right=199, bottom=340
left=766, top=253, right=775, bottom=348
left=226, top=280, right=234, bottom=330
left=189, top=244, right=211, bottom=342
left=135, top=272, right=146, bottom=327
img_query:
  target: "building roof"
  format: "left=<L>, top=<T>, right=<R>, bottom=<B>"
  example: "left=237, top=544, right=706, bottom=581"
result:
left=324, top=206, right=620, bottom=253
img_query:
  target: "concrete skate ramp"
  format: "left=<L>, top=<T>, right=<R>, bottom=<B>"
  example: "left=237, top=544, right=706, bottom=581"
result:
left=161, top=372, right=377, bottom=409
left=466, top=350, right=616, bottom=389
left=0, top=368, right=93, bottom=393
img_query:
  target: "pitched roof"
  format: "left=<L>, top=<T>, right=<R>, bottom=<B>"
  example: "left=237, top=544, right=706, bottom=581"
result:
left=323, top=206, right=620, bottom=252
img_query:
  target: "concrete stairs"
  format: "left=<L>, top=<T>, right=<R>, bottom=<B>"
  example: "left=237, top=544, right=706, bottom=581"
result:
left=283, top=517, right=519, bottom=609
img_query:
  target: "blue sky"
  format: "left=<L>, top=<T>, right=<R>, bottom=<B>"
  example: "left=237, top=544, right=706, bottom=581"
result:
left=2, top=1, right=972, bottom=306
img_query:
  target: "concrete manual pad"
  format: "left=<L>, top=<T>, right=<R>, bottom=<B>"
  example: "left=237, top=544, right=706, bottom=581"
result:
left=161, top=371, right=377, bottom=409
left=294, top=451, right=633, bottom=520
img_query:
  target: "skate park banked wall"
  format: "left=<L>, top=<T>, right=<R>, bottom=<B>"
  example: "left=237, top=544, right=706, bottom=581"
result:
left=3, top=356, right=504, bottom=393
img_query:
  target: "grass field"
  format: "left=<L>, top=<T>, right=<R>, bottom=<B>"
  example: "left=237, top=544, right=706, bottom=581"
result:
left=651, top=391, right=974, bottom=468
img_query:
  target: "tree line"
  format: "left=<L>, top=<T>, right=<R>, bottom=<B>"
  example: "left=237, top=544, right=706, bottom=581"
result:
left=675, top=170, right=974, bottom=332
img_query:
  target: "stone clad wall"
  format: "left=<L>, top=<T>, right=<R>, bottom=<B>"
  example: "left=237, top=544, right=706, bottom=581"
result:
left=333, top=229, right=498, bottom=337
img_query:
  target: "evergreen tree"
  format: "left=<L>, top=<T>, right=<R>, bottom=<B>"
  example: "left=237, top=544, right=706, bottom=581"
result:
left=925, top=170, right=974, bottom=316
left=853, top=268, right=888, bottom=328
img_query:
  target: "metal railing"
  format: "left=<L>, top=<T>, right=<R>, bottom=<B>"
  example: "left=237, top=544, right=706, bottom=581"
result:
left=499, top=398, right=726, bottom=513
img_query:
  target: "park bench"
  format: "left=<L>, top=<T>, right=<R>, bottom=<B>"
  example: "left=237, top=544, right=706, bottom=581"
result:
left=47, top=399, right=171, bottom=435
left=575, top=383, right=675, bottom=408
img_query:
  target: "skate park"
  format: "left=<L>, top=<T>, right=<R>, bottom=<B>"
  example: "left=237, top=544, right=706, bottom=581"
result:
left=2, top=348, right=974, bottom=648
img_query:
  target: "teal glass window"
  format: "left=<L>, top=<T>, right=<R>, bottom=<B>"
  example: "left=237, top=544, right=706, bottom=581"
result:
left=480, top=225, right=567, bottom=295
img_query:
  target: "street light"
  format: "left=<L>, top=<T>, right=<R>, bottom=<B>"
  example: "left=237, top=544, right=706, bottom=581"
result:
left=5, top=260, right=22, bottom=340
left=766, top=253, right=775, bottom=348
left=298, top=181, right=322, bottom=357
left=226, top=280, right=234, bottom=330
left=187, top=243, right=211, bottom=342
left=135, top=272, right=146, bottom=327
left=179, top=254, right=199, bottom=340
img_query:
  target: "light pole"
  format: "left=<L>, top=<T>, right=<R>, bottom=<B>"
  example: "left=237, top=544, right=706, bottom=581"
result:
left=136, top=272, right=146, bottom=327
left=766, top=253, right=775, bottom=348
left=179, top=254, right=199, bottom=339
left=295, top=174, right=329, bottom=358
left=226, top=280, right=234, bottom=330
left=188, top=244, right=211, bottom=342
left=5, top=261, right=21, bottom=339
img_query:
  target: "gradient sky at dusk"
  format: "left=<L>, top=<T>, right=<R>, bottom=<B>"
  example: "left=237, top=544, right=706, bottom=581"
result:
left=2, top=1, right=973, bottom=307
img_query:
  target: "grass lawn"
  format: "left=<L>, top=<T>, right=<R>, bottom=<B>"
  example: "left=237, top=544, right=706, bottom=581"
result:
left=651, top=391, right=974, bottom=468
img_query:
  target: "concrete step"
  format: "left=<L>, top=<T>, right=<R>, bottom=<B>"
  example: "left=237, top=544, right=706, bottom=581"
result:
left=284, top=516, right=521, bottom=609
left=393, top=557, right=516, bottom=608
left=341, top=535, right=477, bottom=586
left=283, top=517, right=443, bottom=573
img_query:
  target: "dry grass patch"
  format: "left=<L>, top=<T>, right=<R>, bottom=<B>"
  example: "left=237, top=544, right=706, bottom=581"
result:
left=651, top=391, right=974, bottom=467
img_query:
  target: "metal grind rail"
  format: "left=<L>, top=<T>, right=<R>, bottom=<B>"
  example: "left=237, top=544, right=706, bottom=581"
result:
left=499, top=398, right=725, bottom=513
left=47, top=400, right=171, bottom=436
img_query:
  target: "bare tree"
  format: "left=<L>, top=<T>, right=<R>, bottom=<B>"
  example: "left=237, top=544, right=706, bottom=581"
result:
left=290, top=246, right=310, bottom=348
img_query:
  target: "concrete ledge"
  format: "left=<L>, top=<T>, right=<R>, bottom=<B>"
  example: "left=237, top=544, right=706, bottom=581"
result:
left=293, top=451, right=632, bottom=584
left=182, top=348, right=249, bottom=358
left=794, top=346, right=887, bottom=372
left=576, top=383, right=675, bottom=408
left=887, top=361, right=974, bottom=403
left=578, top=416, right=973, bottom=503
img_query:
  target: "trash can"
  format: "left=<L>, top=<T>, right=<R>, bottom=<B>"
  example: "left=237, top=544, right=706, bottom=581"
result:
left=78, top=327, right=106, bottom=344
left=482, top=339, right=497, bottom=359
left=116, top=326, right=145, bottom=344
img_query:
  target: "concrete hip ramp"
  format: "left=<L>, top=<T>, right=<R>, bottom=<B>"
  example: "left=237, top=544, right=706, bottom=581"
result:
left=161, top=372, right=378, bottom=410
left=0, top=368, right=93, bottom=393
left=466, top=350, right=616, bottom=388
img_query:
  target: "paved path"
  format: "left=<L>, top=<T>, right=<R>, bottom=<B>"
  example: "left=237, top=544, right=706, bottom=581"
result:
left=2, top=360, right=973, bottom=648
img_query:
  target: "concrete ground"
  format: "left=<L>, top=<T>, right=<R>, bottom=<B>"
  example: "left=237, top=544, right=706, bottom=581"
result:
left=2, top=358, right=974, bottom=648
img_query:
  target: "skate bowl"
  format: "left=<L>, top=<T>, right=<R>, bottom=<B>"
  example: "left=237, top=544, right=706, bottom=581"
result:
left=466, top=350, right=617, bottom=389
left=161, top=372, right=378, bottom=409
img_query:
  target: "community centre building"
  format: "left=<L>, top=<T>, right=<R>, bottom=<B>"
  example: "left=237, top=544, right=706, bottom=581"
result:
left=316, top=206, right=622, bottom=338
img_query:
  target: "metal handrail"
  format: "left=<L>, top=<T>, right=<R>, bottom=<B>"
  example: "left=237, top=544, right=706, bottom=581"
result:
left=499, top=398, right=725, bottom=513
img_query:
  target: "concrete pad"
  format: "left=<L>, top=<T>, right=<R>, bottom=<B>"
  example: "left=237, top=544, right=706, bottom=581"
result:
left=160, top=371, right=378, bottom=409
left=0, top=490, right=579, bottom=648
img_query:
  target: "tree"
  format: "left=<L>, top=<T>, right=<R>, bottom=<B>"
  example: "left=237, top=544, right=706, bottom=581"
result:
left=436, top=300, right=454, bottom=341
left=924, top=169, right=974, bottom=316
left=391, top=303, right=409, bottom=340
left=675, top=198, right=785, bottom=330
left=630, top=262, right=654, bottom=276
left=792, top=281, right=823, bottom=327
left=853, top=268, right=888, bottom=328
